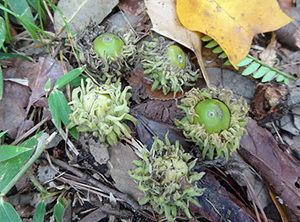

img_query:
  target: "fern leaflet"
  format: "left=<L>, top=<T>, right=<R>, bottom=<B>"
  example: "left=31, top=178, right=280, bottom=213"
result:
left=202, top=35, right=296, bottom=85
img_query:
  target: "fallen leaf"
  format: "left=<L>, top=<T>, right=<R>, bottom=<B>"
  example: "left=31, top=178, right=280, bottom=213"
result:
left=54, top=0, right=119, bottom=37
left=259, top=34, right=277, bottom=66
left=176, top=0, right=293, bottom=66
left=144, top=0, right=211, bottom=87
left=27, top=57, right=70, bottom=113
left=239, top=119, right=300, bottom=218
left=0, top=58, right=70, bottom=138
left=133, top=112, right=192, bottom=149
left=191, top=172, right=257, bottom=222
left=108, top=143, right=145, bottom=202
left=118, top=0, right=145, bottom=15
left=0, top=79, right=31, bottom=138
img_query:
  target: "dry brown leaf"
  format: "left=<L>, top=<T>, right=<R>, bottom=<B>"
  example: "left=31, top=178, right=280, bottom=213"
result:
left=259, top=34, right=277, bottom=66
left=27, top=57, right=69, bottom=113
left=144, top=0, right=211, bottom=87
left=108, top=143, right=145, bottom=202
left=239, top=119, right=300, bottom=219
left=0, top=81, right=31, bottom=139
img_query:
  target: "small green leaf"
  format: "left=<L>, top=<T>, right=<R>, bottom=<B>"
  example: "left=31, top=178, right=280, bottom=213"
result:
left=262, top=70, right=276, bottom=82
left=54, top=66, right=85, bottom=89
left=253, top=66, right=269, bottom=78
left=54, top=199, right=65, bottom=222
left=223, top=60, right=231, bottom=66
left=212, top=46, right=223, bottom=54
left=242, top=62, right=260, bottom=76
left=139, top=196, right=150, bottom=205
left=201, top=35, right=212, bottom=42
left=0, top=52, right=30, bottom=61
left=218, top=52, right=228, bottom=59
left=164, top=204, right=172, bottom=221
left=27, top=0, right=41, bottom=12
left=0, top=17, right=6, bottom=49
left=48, top=90, right=77, bottom=139
left=0, top=133, right=45, bottom=195
left=48, top=91, right=61, bottom=130
left=7, top=0, right=34, bottom=24
left=0, top=131, right=6, bottom=138
left=0, top=200, right=22, bottom=222
left=236, top=57, right=253, bottom=67
left=44, top=78, right=51, bottom=92
left=0, top=145, right=33, bottom=162
left=6, top=0, right=37, bottom=39
left=276, top=75, right=284, bottom=82
left=284, top=78, right=289, bottom=85
left=132, top=160, right=144, bottom=167
left=205, top=40, right=218, bottom=48
left=33, top=201, right=46, bottom=222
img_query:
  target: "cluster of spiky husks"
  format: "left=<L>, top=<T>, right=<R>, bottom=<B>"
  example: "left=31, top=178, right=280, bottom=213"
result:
left=140, top=37, right=200, bottom=96
left=176, top=87, right=248, bottom=160
left=74, top=23, right=138, bottom=82
left=68, top=78, right=136, bottom=146
left=129, top=134, right=205, bottom=221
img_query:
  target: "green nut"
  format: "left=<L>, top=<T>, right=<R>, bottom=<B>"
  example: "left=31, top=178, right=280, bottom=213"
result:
left=176, top=87, right=248, bottom=160
left=67, top=78, right=136, bottom=147
left=129, top=134, right=205, bottom=221
left=166, top=45, right=186, bottom=70
left=140, top=37, right=200, bottom=96
left=193, top=99, right=230, bottom=134
left=93, top=33, right=124, bottom=59
left=74, top=23, right=137, bottom=83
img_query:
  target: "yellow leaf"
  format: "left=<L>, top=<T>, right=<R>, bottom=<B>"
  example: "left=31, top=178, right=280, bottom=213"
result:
left=145, top=0, right=211, bottom=87
left=176, top=0, right=293, bottom=66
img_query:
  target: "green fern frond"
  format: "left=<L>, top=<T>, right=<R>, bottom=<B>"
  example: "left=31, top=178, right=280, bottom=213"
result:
left=237, top=55, right=295, bottom=85
left=201, top=36, right=296, bottom=85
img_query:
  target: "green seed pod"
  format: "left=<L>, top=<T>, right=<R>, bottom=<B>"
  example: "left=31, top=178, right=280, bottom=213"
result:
left=75, top=23, right=137, bottom=83
left=176, top=87, right=248, bottom=160
left=140, top=36, right=200, bottom=96
left=67, top=78, right=136, bottom=146
left=193, top=99, right=230, bottom=134
left=166, top=45, right=186, bottom=70
left=129, top=134, right=205, bottom=221
left=93, top=33, right=124, bottom=59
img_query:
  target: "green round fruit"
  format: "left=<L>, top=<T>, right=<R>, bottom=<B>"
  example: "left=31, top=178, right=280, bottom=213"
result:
left=193, top=99, right=230, bottom=134
left=93, top=33, right=124, bottom=59
left=166, top=45, right=186, bottom=70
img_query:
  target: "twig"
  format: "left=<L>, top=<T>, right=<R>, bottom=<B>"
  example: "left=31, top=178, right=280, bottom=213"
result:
left=46, top=155, right=138, bottom=207
left=11, top=116, right=51, bottom=146
left=243, top=175, right=268, bottom=222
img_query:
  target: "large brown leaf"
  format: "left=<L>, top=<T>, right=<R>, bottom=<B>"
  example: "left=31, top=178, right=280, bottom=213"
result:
left=239, top=119, right=300, bottom=218
left=0, top=58, right=66, bottom=138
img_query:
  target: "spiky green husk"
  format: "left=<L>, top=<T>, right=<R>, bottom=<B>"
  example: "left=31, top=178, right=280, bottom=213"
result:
left=140, top=37, right=200, bottom=96
left=176, top=87, right=248, bottom=160
left=75, top=23, right=138, bottom=83
left=129, top=134, right=205, bottom=221
left=68, top=78, right=136, bottom=146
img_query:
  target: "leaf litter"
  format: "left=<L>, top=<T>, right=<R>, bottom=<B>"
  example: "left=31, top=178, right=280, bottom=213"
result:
left=1, top=0, right=300, bottom=221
